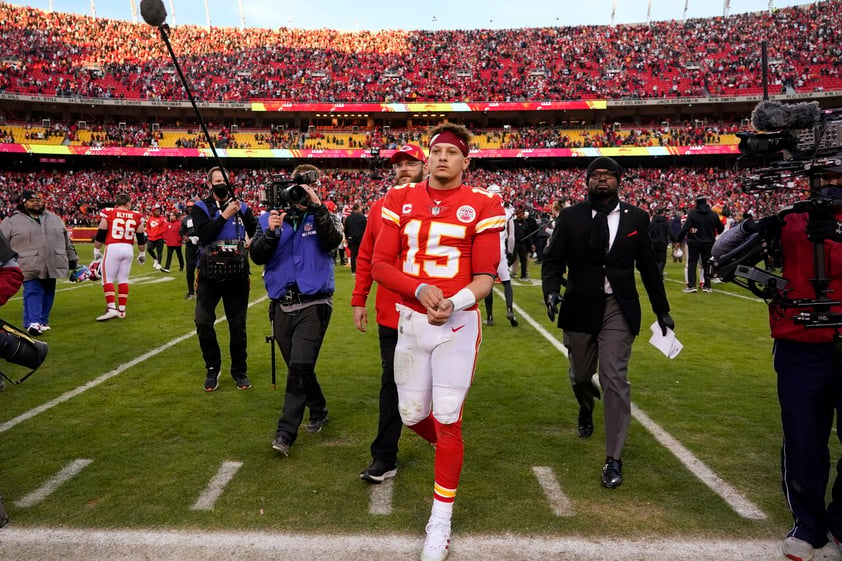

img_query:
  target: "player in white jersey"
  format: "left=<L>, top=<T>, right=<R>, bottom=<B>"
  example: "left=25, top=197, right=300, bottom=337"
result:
left=482, top=185, right=518, bottom=327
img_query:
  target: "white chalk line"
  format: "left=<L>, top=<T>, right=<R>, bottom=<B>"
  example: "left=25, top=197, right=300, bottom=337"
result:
left=530, top=466, right=574, bottom=517
left=15, top=459, right=93, bottom=508
left=192, top=461, right=244, bottom=511
left=0, top=527, right=785, bottom=561
left=496, top=287, right=766, bottom=520
left=0, top=295, right=268, bottom=434
left=369, top=479, right=395, bottom=516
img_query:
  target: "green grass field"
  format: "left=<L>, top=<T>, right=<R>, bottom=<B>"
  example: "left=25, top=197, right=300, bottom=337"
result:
left=0, top=246, right=816, bottom=559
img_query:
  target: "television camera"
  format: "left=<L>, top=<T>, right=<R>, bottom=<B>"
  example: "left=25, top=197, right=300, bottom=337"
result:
left=259, top=170, right=318, bottom=212
left=712, top=99, right=842, bottom=330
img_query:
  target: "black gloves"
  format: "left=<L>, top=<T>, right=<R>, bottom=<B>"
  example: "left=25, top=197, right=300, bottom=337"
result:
left=744, top=215, right=784, bottom=240
left=68, top=259, right=77, bottom=270
left=546, top=292, right=562, bottom=322
left=657, top=313, right=675, bottom=337
left=806, top=216, right=842, bottom=243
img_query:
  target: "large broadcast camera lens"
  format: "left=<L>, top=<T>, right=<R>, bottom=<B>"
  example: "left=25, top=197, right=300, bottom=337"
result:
left=283, top=184, right=309, bottom=206
left=737, top=131, right=794, bottom=156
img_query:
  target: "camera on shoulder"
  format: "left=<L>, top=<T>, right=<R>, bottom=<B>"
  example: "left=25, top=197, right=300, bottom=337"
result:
left=261, top=170, right=317, bottom=211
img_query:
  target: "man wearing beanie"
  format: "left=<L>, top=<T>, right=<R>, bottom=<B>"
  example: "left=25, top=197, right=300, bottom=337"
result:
left=0, top=190, right=77, bottom=335
left=542, top=156, right=674, bottom=489
left=678, top=194, right=725, bottom=293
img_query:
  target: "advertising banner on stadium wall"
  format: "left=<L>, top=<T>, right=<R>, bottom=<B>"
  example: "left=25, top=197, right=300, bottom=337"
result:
left=251, top=100, right=607, bottom=112
left=0, top=144, right=740, bottom=159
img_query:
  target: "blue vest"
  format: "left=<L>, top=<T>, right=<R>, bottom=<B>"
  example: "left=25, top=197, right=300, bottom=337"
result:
left=259, top=211, right=335, bottom=299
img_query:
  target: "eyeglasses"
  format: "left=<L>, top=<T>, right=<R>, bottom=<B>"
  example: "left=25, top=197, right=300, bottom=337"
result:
left=589, top=171, right=617, bottom=180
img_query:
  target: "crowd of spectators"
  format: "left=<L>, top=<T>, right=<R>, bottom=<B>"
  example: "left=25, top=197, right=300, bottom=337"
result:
left=0, top=164, right=804, bottom=229
left=1, top=2, right=841, bottom=103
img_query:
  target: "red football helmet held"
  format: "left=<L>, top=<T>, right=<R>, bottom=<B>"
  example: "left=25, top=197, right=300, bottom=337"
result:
left=88, top=260, right=102, bottom=282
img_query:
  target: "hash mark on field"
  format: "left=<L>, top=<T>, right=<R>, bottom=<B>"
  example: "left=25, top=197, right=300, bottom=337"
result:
left=531, top=466, right=574, bottom=516
left=497, top=288, right=767, bottom=520
left=192, top=461, right=243, bottom=511
left=16, top=459, right=93, bottom=508
left=368, top=479, right=394, bottom=515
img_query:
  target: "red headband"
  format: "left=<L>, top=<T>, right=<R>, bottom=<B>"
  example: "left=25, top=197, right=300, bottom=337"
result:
left=429, top=131, right=468, bottom=157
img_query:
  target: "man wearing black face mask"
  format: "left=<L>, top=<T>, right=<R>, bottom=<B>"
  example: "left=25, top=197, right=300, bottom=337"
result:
left=542, top=157, right=673, bottom=489
left=192, top=167, right=258, bottom=392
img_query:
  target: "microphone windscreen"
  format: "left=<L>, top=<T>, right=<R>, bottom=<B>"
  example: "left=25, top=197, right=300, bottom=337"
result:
left=751, top=100, right=821, bottom=131
left=750, top=101, right=790, bottom=131
left=140, top=0, right=167, bottom=27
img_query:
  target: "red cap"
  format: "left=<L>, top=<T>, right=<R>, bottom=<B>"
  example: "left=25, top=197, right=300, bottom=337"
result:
left=389, top=144, right=427, bottom=164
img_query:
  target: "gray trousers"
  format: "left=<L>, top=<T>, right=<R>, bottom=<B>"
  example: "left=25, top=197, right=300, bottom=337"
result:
left=564, top=296, right=635, bottom=459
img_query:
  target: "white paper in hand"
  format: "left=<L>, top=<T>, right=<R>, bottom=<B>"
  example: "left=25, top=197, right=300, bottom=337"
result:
left=649, top=321, right=683, bottom=359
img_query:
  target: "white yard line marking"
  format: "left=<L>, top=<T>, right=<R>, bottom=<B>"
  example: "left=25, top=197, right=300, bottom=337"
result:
left=191, top=461, right=243, bottom=511
left=631, top=405, right=766, bottom=519
left=531, top=466, right=574, bottom=517
left=497, top=288, right=766, bottom=520
left=0, top=527, right=786, bottom=561
left=15, top=459, right=93, bottom=508
left=0, top=296, right=268, bottom=435
left=369, top=479, right=394, bottom=515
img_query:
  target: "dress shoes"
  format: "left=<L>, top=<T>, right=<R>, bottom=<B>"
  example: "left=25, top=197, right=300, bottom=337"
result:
left=602, top=458, right=623, bottom=489
left=577, top=407, right=594, bottom=439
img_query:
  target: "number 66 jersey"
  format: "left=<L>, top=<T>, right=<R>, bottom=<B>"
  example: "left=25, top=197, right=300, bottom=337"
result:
left=372, top=180, right=506, bottom=314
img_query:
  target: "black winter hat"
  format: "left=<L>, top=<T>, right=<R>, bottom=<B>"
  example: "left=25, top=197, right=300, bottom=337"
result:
left=586, top=157, right=623, bottom=181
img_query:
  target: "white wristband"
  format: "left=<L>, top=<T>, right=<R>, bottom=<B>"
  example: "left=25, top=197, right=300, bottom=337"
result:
left=448, top=288, right=476, bottom=312
left=415, top=283, right=429, bottom=300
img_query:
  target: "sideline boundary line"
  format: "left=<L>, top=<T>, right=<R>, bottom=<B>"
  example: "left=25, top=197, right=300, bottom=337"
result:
left=0, top=527, right=784, bottom=561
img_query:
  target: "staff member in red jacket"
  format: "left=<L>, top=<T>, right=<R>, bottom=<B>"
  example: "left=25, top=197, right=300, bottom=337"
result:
left=352, top=144, right=427, bottom=483
left=145, top=205, right=168, bottom=270
left=161, top=211, right=184, bottom=273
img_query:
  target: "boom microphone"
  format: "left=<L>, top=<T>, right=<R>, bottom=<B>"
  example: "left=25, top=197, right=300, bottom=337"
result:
left=140, top=0, right=167, bottom=27
left=751, top=100, right=821, bottom=132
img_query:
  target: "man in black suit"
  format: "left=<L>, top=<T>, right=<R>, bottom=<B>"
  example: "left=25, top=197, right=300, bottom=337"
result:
left=541, top=157, right=674, bottom=489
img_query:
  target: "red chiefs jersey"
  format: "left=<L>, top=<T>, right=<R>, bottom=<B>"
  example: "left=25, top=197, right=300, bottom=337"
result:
left=373, top=180, right=506, bottom=314
left=146, top=215, right=167, bottom=241
left=100, top=208, right=143, bottom=245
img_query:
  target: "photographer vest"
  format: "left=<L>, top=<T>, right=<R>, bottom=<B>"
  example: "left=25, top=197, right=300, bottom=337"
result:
left=258, top=211, right=334, bottom=300
left=194, top=200, right=250, bottom=281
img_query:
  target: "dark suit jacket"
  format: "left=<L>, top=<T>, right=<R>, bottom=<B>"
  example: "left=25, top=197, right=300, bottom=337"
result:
left=541, top=201, right=670, bottom=336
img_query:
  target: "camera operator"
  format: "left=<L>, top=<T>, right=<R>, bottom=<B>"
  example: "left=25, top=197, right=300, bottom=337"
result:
left=193, top=167, right=258, bottom=392
left=249, top=164, right=344, bottom=457
left=732, top=166, right=842, bottom=560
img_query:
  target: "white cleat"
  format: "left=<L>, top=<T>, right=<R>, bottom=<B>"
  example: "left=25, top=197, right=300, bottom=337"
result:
left=420, top=520, right=451, bottom=561
left=96, top=308, right=121, bottom=321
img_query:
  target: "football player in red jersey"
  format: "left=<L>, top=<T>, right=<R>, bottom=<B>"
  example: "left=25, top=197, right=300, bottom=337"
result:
left=93, top=193, right=147, bottom=321
left=371, top=125, right=505, bottom=561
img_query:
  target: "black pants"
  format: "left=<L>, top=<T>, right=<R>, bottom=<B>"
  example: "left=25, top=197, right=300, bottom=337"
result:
left=687, top=243, right=713, bottom=289
left=348, top=242, right=361, bottom=274
left=194, top=274, right=249, bottom=378
left=370, top=325, right=401, bottom=464
left=164, top=245, right=184, bottom=271
left=516, top=244, right=530, bottom=278
left=274, top=301, right=332, bottom=444
left=654, top=244, right=667, bottom=275
left=185, top=244, right=198, bottom=295
left=148, top=239, right=165, bottom=263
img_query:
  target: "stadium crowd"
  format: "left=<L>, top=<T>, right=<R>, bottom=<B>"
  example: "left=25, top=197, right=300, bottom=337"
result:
left=1, top=1, right=841, bottom=103
left=0, top=165, right=803, bottom=228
